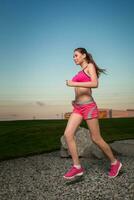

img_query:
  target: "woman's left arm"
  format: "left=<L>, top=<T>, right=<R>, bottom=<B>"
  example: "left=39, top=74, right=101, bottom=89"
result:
left=66, top=63, right=98, bottom=88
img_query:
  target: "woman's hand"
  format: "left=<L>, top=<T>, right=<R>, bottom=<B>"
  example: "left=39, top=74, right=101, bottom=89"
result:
left=66, top=80, right=75, bottom=87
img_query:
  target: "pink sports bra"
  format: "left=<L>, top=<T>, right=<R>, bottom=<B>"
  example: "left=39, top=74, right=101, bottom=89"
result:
left=71, top=65, right=91, bottom=82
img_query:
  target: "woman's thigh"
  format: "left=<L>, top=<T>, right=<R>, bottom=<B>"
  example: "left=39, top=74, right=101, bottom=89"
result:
left=64, top=113, right=83, bottom=138
left=85, top=118, right=102, bottom=141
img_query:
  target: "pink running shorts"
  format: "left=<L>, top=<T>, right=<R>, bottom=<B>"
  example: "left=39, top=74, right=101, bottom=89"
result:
left=71, top=97, right=99, bottom=120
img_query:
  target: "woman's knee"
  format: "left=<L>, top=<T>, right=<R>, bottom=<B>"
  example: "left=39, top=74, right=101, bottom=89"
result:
left=64, top=130, right=74, bottom=140
left=91, top=135, right=103, bottom=144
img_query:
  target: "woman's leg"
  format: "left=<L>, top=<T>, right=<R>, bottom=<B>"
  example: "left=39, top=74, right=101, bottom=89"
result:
left=85, top=118, right=116, bottom=163
left=64, top=113, right=83, bottom=165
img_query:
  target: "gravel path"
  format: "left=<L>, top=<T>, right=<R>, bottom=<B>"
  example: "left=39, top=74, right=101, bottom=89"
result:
left=0, top=151, right=134, bottom=200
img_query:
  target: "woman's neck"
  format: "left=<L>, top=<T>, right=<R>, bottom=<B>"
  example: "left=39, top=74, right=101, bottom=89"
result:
left=80, top=63, right=89, bottom=70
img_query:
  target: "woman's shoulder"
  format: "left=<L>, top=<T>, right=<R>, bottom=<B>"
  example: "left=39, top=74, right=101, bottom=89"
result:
left=86, top=63, right=96, bottom=73
left=85, top=63, right=94, bottom=76
left=87, top=63, right=95, bottom=69
left=84, top=63, right=96, bottom=76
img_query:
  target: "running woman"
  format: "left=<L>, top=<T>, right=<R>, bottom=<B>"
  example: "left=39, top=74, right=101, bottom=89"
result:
left=63, top=47, right=122, bottom=179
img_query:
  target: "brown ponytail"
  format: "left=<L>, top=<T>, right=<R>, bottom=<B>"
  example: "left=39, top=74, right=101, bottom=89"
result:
left=74, top=47, right=107, bottom=78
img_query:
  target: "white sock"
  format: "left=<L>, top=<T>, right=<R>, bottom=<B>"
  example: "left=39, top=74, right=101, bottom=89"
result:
left=111, top=159, right=118, bottom=165
left=73, top=164, right=81, bottom=169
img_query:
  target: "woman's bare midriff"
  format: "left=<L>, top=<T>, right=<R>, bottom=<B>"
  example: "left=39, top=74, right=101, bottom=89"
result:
left=74, top=87, right=92, bottom=101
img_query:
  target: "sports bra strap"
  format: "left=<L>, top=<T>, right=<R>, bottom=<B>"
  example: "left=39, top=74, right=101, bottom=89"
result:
left=82, top=65, right=88, bottom=70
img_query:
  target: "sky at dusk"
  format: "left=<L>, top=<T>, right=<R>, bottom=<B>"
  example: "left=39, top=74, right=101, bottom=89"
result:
left=0, top=0, right=134, bottom=120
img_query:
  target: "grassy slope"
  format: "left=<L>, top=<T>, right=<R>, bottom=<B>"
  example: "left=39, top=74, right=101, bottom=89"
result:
left=0, top=117, right=134, bottom=161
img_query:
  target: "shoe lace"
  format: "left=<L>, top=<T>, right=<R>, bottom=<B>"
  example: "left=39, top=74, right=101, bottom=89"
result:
left=109, top=164, right=115, bottom=172
left=66, top=166, right=76, bottom=175
left=70, top=166, right=76, bottom=171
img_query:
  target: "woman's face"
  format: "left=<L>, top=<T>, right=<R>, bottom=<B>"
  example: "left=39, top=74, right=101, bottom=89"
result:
left=73, top=51, right=86, bottom=65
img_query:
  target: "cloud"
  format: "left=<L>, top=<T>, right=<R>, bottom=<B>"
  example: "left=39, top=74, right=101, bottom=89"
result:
left=10, top=114, right=18, bottom=117
left=36, top=101, right=46, bottom=107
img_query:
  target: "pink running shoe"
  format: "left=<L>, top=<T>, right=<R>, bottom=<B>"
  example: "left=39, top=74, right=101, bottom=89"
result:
left=63, top=165, right=84, bottom=180
left=108, top=160, right=122, bottom=178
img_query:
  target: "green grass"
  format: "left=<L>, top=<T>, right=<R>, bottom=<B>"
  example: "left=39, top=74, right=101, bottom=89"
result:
left=0, top=117, right=134, bottom=162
